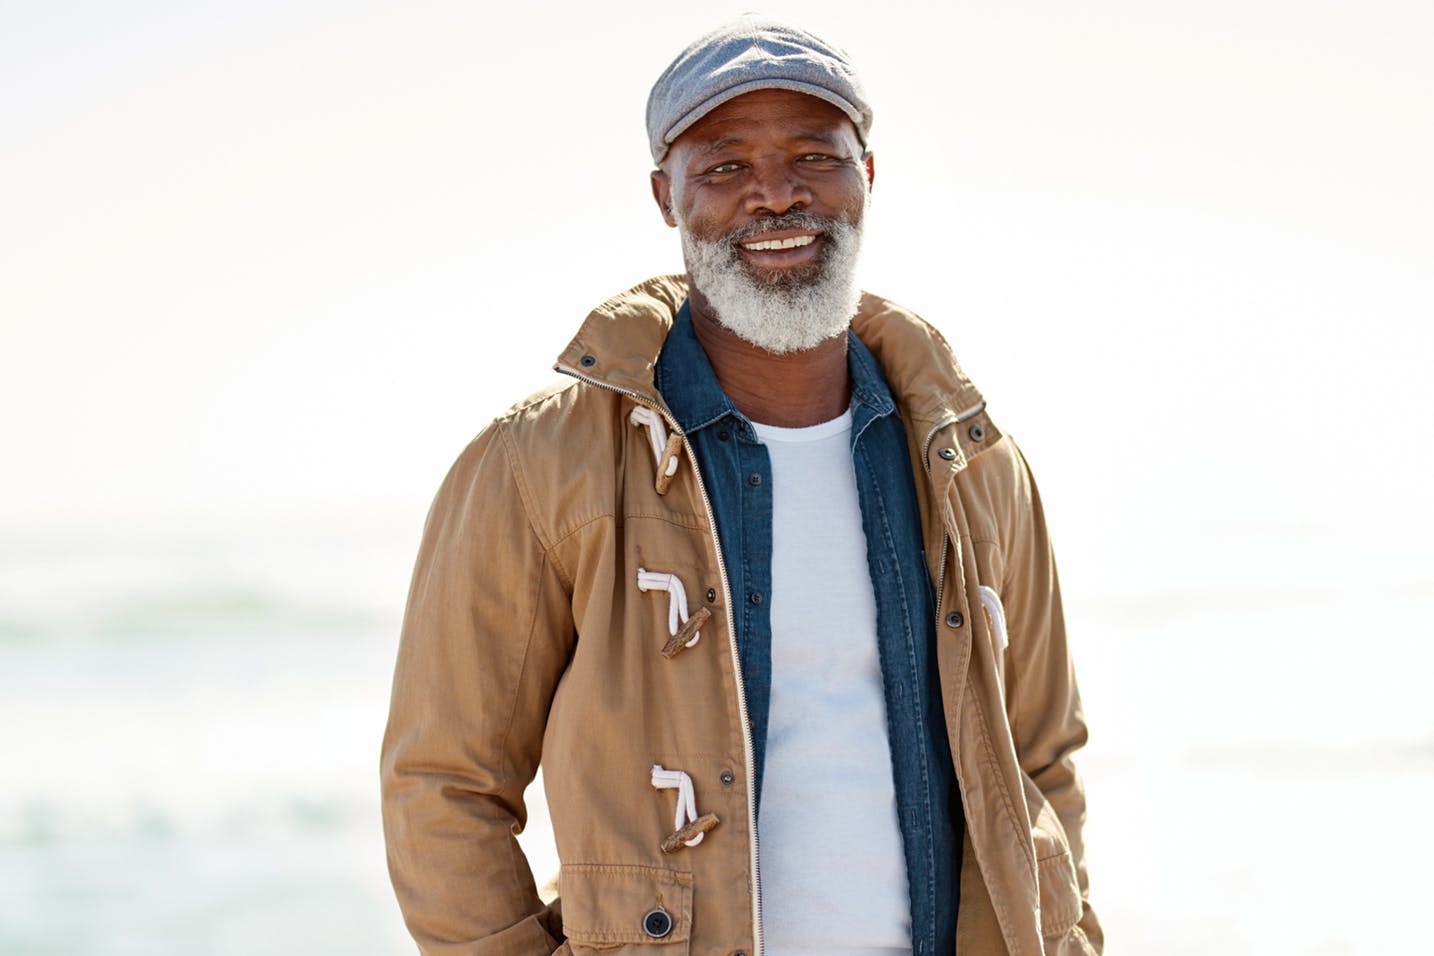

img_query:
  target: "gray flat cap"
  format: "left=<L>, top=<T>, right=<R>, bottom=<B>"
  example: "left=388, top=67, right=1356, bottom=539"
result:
left=646, top=16, right=872, bottom=165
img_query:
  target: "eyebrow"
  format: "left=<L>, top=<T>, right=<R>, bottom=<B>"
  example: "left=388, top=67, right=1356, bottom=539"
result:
left=695, top=136, right=745, bottom=156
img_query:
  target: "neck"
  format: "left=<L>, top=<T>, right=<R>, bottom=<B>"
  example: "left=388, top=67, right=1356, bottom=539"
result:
left=689, top=288, right=851, bottom=428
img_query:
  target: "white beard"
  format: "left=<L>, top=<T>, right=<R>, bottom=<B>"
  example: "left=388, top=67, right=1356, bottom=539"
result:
left=676, top=209, right=865, bottom=354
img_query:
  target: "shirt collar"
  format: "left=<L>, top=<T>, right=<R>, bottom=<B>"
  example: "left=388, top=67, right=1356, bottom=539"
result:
left=655, top=300, right=898, bottom=434
left=655, top=301, right=737, bottom=433
left=847, top=325, right=897, bottom=417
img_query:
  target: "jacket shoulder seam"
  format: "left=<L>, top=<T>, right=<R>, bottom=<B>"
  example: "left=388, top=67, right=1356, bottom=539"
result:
left=493, top=420, right=576, bottom=591
left=494, top=378, right=581, bottom=422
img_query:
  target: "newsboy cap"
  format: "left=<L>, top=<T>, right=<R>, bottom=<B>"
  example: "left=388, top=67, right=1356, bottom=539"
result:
left=646, top=16, right=873, bottom=166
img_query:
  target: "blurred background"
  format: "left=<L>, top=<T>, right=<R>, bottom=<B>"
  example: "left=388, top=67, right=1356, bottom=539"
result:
left=3, top=1, right=1431, bottom=952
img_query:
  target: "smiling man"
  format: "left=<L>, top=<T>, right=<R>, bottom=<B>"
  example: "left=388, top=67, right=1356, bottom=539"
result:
left=382, top=17, right=1101, bottom=956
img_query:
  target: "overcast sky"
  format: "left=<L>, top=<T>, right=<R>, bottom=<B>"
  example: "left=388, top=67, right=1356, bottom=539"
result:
left=3, top=0, right=1431, bottom=563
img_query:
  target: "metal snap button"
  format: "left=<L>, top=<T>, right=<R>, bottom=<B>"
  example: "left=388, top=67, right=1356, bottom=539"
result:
left=706, top=588, right=717, bottom=603
left=945, top=611, right=964, bottom=628
left=579, top=354, right=596, bottom=368
left=938, top=447, right=956, bottom=461
left=643, top=908, right=673, bottom=938
left=720, top=770, right=735, bottom=786
left=968, top=424, right=986, bottom=441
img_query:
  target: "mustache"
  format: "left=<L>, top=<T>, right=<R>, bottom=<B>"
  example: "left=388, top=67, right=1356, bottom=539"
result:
left=717, top=211, right=845, bottom=248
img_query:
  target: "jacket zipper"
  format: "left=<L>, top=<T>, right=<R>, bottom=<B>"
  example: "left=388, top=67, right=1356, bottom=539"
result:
left=920, top=402, right=983, bottom=618
left=922, top=417, right=957, bottom=614
left=556, top=364, right=765, bottom=956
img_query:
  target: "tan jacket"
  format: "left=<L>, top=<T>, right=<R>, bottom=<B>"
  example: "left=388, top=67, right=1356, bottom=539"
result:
left=382, top=276, right=1102, bottom=955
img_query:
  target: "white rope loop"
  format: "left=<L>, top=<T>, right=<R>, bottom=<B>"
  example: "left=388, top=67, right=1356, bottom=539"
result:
left=629, top=406, right=680, bottom=478
left=651, top=764, right=705, bottom=847
left=636, top=568, right=701, bottom=648
left=976, top=584, right=1009, bottom=651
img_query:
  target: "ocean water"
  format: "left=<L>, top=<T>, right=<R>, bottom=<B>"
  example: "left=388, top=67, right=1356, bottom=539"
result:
left=3, top=515, right=1431, bottom=954
left=0, top=521, right=419, bottom=953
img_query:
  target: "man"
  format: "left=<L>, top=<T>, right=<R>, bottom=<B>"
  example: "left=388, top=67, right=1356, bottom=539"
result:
left=382, top=17, right=1101, bottom=956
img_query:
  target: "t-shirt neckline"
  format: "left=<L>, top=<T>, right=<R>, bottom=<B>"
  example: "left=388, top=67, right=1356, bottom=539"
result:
left=750, top=407, right=854, bottom=444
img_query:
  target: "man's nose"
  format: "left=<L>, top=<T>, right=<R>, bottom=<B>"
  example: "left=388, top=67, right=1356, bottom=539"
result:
left=745, top=160, right=812, bottom=217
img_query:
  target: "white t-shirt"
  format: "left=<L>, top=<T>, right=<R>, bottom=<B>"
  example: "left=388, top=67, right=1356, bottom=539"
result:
left=752, top=409, right=911, bottom=956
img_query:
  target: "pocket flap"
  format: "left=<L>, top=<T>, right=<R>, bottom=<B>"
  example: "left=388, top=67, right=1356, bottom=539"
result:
left=560, top=864, right=693, bottom=947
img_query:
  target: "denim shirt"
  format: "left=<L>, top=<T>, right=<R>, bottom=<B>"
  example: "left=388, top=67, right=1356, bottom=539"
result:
left=655, top=303, right=962, bottom=956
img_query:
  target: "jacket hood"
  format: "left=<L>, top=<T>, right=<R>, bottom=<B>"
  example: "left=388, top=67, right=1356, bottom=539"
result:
left=554, top=275, right=988, bottom=447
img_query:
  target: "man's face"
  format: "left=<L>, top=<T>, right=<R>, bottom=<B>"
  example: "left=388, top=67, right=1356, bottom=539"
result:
left=651, top=88, right=875, bottom=353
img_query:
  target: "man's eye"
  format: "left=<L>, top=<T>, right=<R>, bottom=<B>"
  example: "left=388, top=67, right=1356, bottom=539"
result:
left=709, top=162, right=742, bottom=174
left=801, top=153, right=833, bottom=162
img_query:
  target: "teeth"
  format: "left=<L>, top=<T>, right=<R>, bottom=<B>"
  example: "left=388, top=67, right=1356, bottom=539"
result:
left=742, top=234, right=816, bottom=251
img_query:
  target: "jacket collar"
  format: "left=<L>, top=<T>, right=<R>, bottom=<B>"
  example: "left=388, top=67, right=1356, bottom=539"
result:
left=554, top=274, right=987, bottom=450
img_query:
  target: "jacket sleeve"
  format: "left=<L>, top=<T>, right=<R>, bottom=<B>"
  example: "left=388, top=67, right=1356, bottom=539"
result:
left=1000, top=443, right=1103, bottom=953
left=381, top=422, right=574, bottom=955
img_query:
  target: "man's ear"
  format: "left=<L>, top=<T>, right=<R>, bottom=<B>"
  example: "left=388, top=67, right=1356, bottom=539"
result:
left=650, top=170, right=677, bottom=228
left=864, top=152, right=876, bottom=191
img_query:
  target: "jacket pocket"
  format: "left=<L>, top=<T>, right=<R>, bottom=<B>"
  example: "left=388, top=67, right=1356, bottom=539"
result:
left=559, top=863, right=693, bottom=954
left=1037, top=847, right=1083, bottom=941
left=1022, top=778, right=1084, bottom=940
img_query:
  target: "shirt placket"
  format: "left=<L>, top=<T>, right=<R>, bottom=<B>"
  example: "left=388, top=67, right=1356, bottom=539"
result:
left=732, top=417, right=774, bottom=805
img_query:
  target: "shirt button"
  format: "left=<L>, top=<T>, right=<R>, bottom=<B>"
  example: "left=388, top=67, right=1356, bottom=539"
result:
left=945, top=611, right=964, bottom=628
left=643, top=909, right=673, bottom=938
left=748, top=472, right=763, bottom=486
left=749, top=591, right=763, bottom=606
left=717, top=428, right=731, bottom=441
left=938, top=447, right=957, bottom=461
